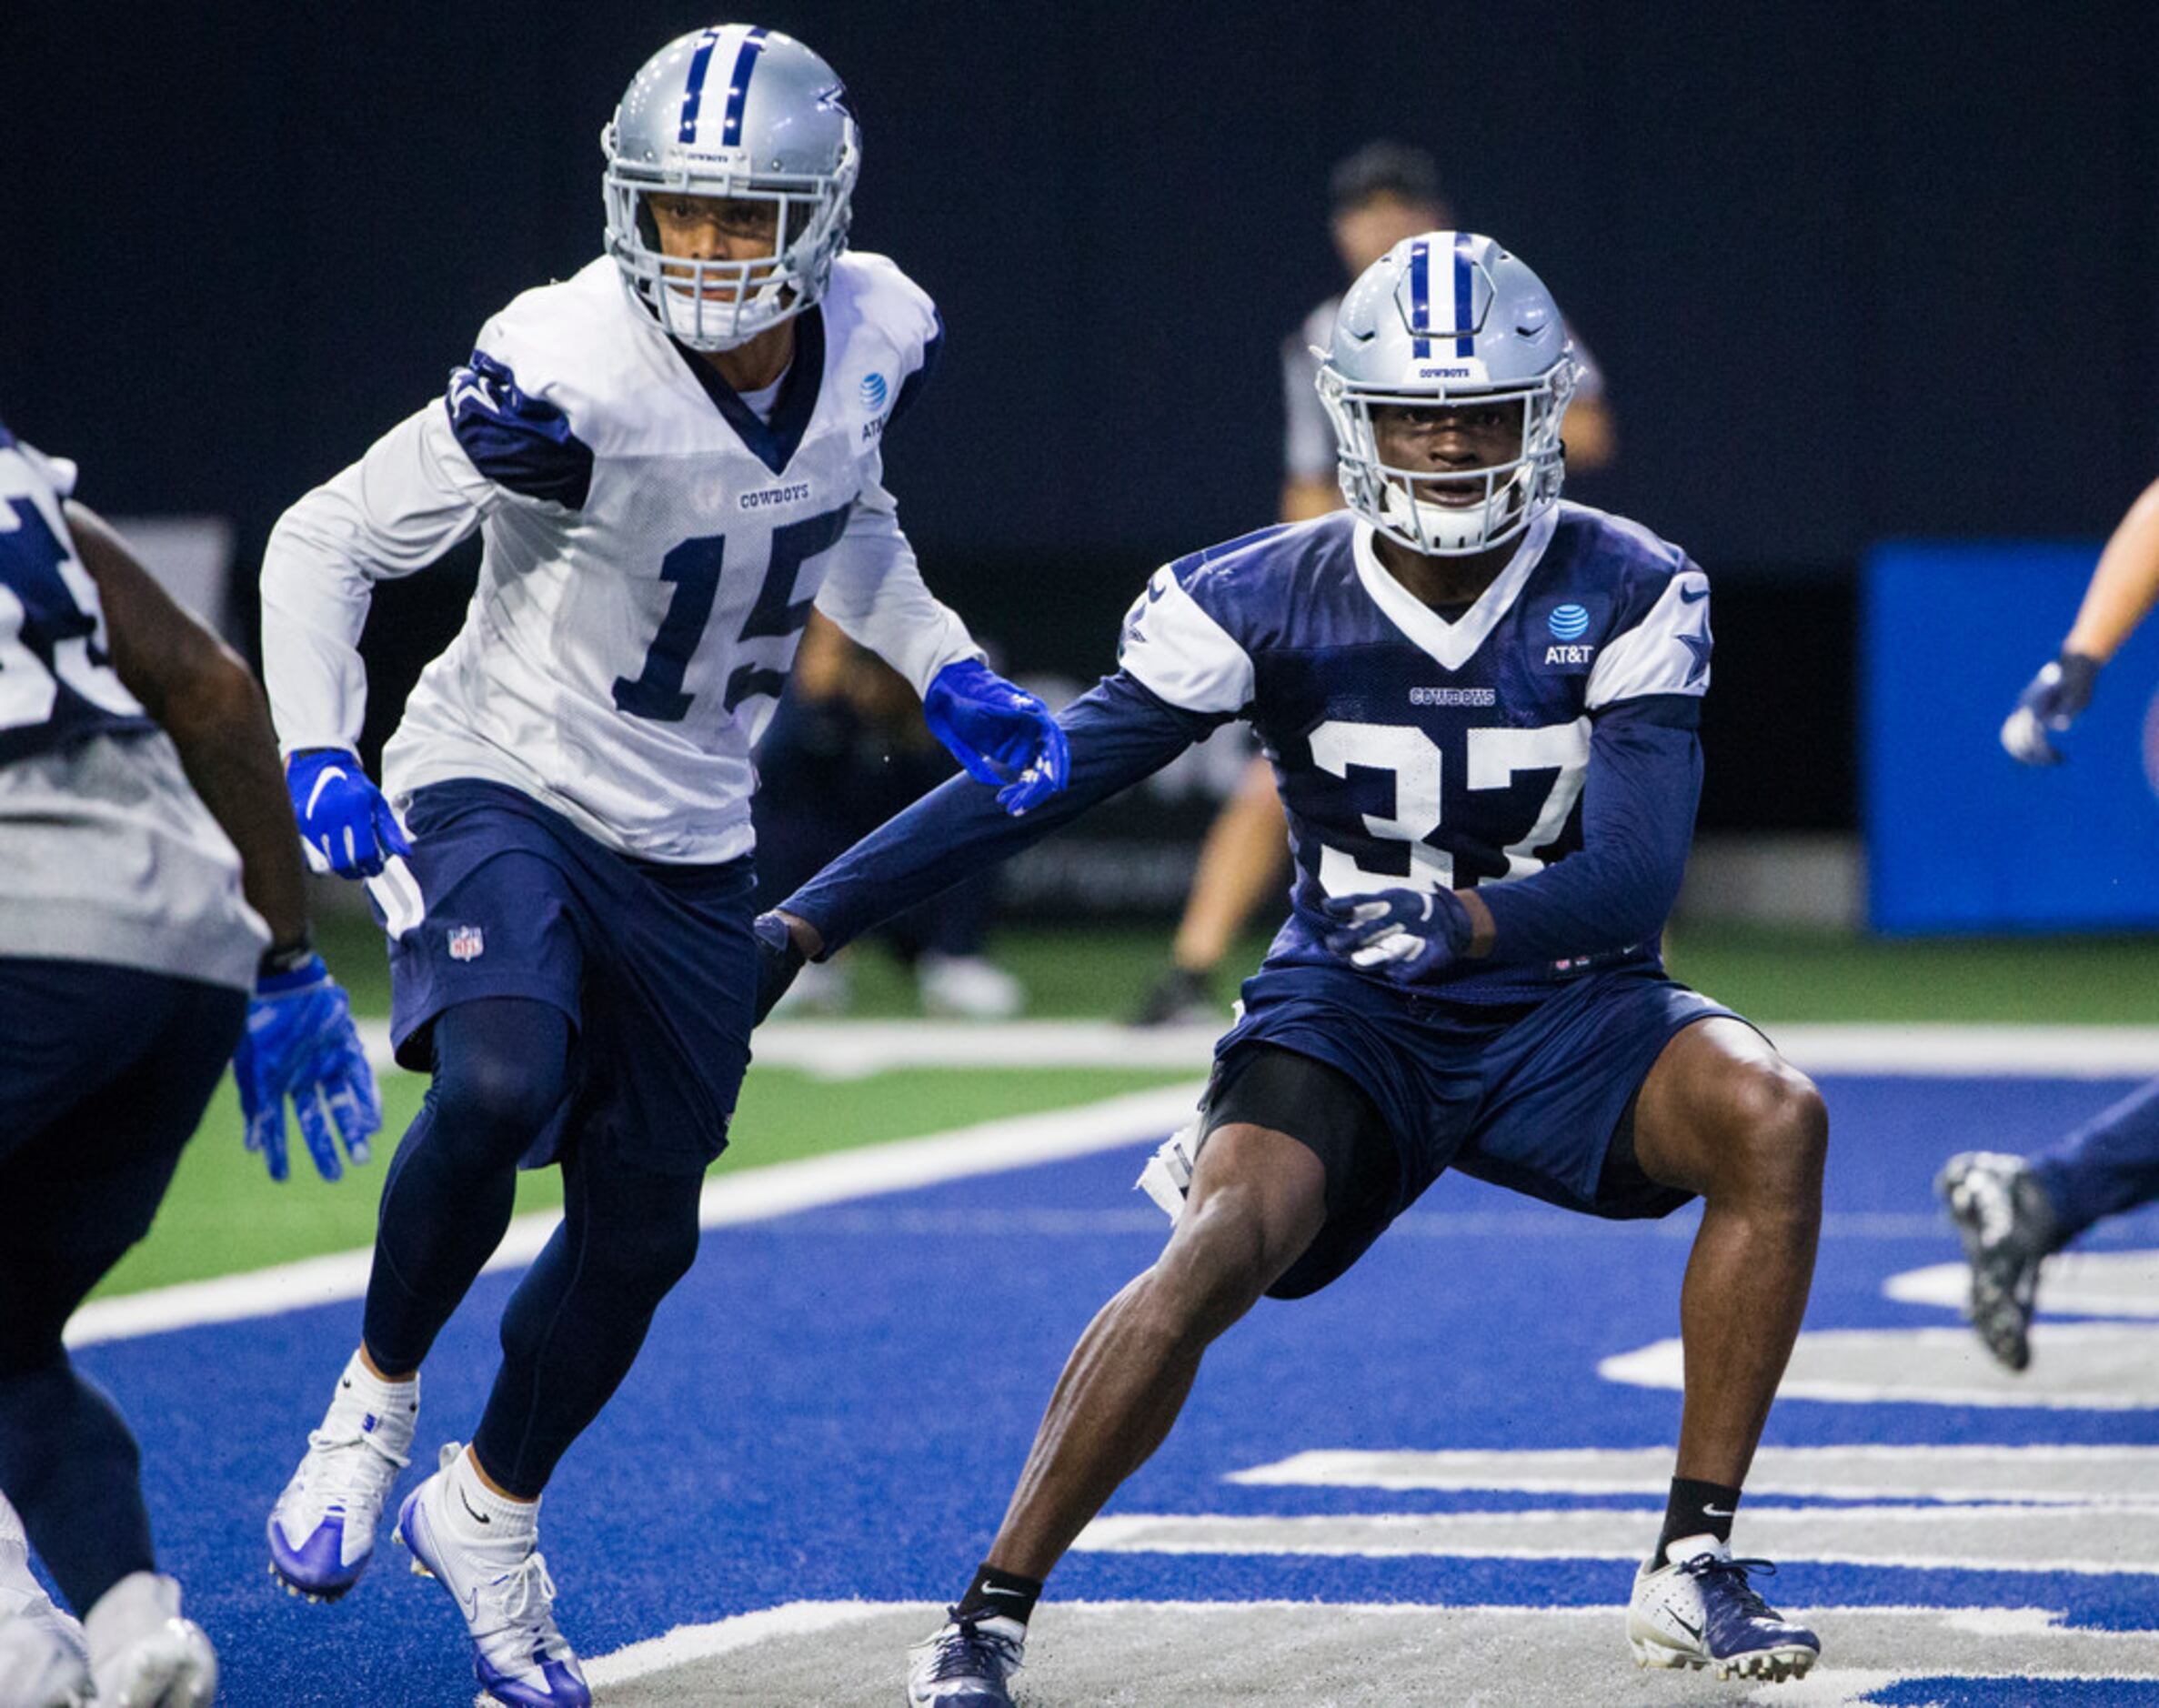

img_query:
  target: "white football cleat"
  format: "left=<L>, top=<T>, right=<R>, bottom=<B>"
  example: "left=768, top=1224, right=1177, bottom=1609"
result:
left=83, top=1574, right=216, bottom=1708
left=394, top=1445, right=589, bottom=1708
left=266, top=1352, right=417, bottom=1601
left=0, top=1488, right=90, bottom=1708
left=906, top=1611, right=1025, bottom=1707
left=1628, top=1538, right=1818, bottom=1683
left=0, top=1606, right=91, bottom=1708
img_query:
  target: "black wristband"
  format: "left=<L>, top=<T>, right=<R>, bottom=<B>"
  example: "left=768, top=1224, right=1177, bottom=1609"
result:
left=259, top=930, right=316, bottom=979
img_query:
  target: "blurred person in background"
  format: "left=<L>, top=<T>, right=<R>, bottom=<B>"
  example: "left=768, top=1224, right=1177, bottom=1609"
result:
left=0, top=418, right=376, bottom=1708
left=1941, top=474, right=2159, bottom=1371
left=1136, top=142, right=1617, bottom=1025
left=252, top=24, right=1064, bottom=1705
left=754, top=613, right=1023, bottom=1017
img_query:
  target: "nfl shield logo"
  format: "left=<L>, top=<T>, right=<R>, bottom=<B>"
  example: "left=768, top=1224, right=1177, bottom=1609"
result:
left=447, top=925, right=485, bottom=962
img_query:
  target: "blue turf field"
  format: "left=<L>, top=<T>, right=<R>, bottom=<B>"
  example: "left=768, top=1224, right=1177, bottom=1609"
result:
left=75, top=1072, right=2159, bottom=1704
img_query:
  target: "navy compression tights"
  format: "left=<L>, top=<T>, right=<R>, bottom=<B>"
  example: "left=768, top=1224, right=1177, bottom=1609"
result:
left=0, top=962, right=244, bottom=1615
left=362, top=998, right=703, bottom=1497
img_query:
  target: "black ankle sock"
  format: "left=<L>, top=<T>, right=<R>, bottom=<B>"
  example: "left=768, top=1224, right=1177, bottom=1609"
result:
left=952, top=1562, right=1044, bottom=1626
left=1657, top=1477, right=1742, bottom=1566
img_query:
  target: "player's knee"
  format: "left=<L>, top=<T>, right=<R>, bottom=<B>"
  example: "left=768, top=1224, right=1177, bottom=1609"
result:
left=1720, top=1062, right=1827, bottom=1204
left=578, top=1190, right=702, bottom=1307
left=1148, top=1187, right=1295, bottom=1335
left=431, top=1044, right=567, bottom=1152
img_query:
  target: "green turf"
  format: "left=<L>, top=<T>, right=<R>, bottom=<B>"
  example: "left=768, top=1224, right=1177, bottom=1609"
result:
left=311, top=903, right=2159, bottom=1028
left=122, top=905, right=2154, bottom=1305
left=1660, top=926, right=2159, bottom=1024
left=92, top=1063, right=1196, bottom=1300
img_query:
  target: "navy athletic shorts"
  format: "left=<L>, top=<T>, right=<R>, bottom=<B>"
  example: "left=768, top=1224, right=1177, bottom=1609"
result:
left=1207, top=959, right=1744, bottom=1296
left=0, top=959, right=245, bottom=1282
left=382, top=779, right=758, bottom=1175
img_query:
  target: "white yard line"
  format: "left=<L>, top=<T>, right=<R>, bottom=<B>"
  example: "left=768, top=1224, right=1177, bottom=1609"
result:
left=581, top=1600, right=916, bottom=1688
left=359, top=1017, right=2159, bottom=1080
left=66, top=1082, right=1202, bottom=1349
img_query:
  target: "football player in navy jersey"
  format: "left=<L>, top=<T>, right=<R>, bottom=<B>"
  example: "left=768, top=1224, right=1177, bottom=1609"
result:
left=0, top=421, right=376, bottom=1708
left=256, top=25, right=1065, bottom=1706
left=758, top=234, right=1829, bottom=1698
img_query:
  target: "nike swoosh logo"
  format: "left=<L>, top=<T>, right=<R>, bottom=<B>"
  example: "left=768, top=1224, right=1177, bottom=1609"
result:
left=457, top=1489, right=492, bottom=1525
left=983, top=1586, right=1027, bottom=1598
left=1670, top=1613, right=1703, bottom=1641
left=1678, top=585, right=1709, bottom=604
left=1702, top=1504, right=1733, bottom=1518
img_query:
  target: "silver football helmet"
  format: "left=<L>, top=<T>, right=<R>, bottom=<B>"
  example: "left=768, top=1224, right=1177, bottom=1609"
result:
left=602, top=25, right=860, bottom=350
left=1318, top=232, right=1579, bottom=556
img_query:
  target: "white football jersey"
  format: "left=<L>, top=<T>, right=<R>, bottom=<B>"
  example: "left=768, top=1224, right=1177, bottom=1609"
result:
left=0, top=426, right=265, bottom=990
left=262, top=252, right=979, bottom=863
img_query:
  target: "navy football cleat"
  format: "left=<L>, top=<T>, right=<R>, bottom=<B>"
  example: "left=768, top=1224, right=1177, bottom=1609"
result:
left=1628, top=1544, right=1819, bottom=1682
left=1938, top=1150, right=2060, bottom=1371
left=905, top=1610, right=1025, bottom=1706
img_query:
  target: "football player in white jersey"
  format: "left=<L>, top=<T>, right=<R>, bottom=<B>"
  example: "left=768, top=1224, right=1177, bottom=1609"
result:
left=256, top=24, right=1066, bottom=1707
left=0, top=419, right=377, bottom=1708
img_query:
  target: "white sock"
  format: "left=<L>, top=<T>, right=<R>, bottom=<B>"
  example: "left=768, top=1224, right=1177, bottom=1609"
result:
left=444, top=1448, right=538, bottom=1548
left=1662, top=1532, right=1729, bottom=1565
left=332, top=1351, right=418, bottom=1445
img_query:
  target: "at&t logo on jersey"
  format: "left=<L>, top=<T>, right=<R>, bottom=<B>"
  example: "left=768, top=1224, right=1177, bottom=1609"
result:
left=1541, top=602, right=1596, bottom=669
left=859, top=372, right=889, bottom=442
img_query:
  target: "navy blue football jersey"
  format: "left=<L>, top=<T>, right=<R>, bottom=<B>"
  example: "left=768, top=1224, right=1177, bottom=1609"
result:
left=1117, top=502, right=1711, bottom=999
left=0, top=420, right=156, bottom=764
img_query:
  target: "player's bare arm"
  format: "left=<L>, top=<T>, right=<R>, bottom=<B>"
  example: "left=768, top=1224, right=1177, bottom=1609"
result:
left=65, top=500, right=309, bottom=952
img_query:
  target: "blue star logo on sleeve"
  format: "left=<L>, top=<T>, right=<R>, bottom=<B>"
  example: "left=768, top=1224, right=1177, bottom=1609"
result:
left=1679, top=617, right=1712, bottom=686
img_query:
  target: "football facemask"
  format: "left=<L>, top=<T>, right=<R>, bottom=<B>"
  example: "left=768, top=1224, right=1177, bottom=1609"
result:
left=1319, top=231, right=1579, bottom=557
left=603, top=25, right=859, bottom=351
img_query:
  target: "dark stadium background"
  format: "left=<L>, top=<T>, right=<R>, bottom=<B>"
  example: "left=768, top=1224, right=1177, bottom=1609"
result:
left=5, top=1, right=2154, bottom=841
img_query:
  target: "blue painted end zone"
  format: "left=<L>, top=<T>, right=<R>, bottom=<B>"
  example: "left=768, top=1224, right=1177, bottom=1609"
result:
left=69, top=1073, right=2159, bottom=1704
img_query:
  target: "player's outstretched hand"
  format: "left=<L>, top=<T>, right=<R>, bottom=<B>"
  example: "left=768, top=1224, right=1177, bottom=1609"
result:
left=1322, top=888, right=1472, bottom=982
left=922, top=658, right=1071, bottom=816
left=235, top=954, right=381, bottom=1182
left=753, top=911, right=808, bottom=1023
left=2001, top=652, right=2101, bottom=766
left=286, top=748, right=414, bottom=877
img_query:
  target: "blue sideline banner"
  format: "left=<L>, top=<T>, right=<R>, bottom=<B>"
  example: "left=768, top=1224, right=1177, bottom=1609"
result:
left=1865, top=540, right=2159, bottom=934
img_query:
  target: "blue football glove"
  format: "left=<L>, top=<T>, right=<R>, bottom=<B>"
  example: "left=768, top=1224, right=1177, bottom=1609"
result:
left=752, top=911, right=807, bottom=1024
left=1321, top=888, right=1472, bottom=982
left=286, top=748, right=413, bottom=878
left=921, top=658, right=1071, bottom=816
left=2001, top=652, right=2101, bottom=766
left=234, top=954, right=381, bottom=1182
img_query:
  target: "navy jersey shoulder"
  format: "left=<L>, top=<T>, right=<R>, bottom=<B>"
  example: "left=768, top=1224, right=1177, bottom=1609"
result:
left=1534, top=500, right=1701, bottom=638
left=1167, top=512, right=1362, bottom=658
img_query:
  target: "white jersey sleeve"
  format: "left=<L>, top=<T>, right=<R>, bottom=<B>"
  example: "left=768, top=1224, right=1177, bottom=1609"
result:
left=1585, top=564, right=1712, bottom=709
left=1116, top=564, right=1257, bottom=715
left=260, top=404, right=494, bottom=754
left=811, top=477, right=979, bottom=696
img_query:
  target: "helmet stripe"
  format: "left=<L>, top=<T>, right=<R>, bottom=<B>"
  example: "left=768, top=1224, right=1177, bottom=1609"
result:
left=1408, top=239, right=1431, bottom=359
left=718, top=26, right=771, bottom=147
left=676, top=26, right=727, bottom=144
left=1452, top=232, right=1477, bottom=357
